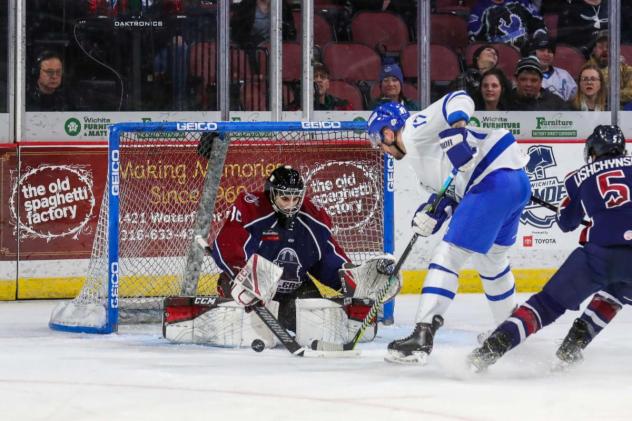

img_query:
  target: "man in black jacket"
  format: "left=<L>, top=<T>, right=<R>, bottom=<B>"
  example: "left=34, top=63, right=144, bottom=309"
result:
left=508, top=55, right=571, bottom=111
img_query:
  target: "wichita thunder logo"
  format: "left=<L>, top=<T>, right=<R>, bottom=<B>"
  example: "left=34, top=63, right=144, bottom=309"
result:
left=521, top=145, right=566, bottom=229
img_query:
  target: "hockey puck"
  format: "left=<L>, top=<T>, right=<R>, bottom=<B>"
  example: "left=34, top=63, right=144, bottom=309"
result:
left=251, top=339, right=265, bottom=353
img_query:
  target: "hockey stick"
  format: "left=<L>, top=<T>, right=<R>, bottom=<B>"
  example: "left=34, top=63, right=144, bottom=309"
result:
left=530, top=195, right=589, bottom=226
left=312, top=171, right=458, bottom=352
left=194, top=236, right=308, bottom=357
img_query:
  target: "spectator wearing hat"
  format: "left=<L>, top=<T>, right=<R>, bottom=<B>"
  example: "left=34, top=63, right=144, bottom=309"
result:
left=450, top=44, right=499, bottom=98
left=524, top=36, right=577, bottom=101
left=313, top=63, right=353, bottom=111
left=508, top=55, right=571, bottom=110
left=586, top=31, right=632, bottom=106
left=468, top=0, right=547, bottom=52
left=558, top=0, right=608, bottom=58
left=571, top=63, right=607, bottom=111
left=368, top=63, right=418, bottom=111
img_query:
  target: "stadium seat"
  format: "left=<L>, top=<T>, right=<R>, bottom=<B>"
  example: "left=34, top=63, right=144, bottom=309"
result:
left=292, top=11, right=334, bottom=46
left=240, top=81, right=268, bottom=111
left=431, top=14, right=468, bottom=52
left=431, top=45, right=460, bottom=83
left=350, top=11, right=410, bottom=55
left=465, top=42, right=520, bottom=77
left=400, top=44, right=460, bottom=83
left=322, top=42, right=382, bottom=82
left=621, top=44, right=632, bottom=66
left=544, top=13, right=558, bottom=40
left=189, top=41, right=217, bottom=88
left=328, top=80, right=364, bottom=109
left=434, top=0, right=471, bottom=16
left=282, top=42, right=302, bottom=82
left=554, top=44, right=586, bottom=80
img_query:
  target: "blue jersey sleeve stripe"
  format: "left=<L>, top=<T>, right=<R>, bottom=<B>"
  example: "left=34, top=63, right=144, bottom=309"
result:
left=479, top=265, right=511, bottom=280
left=428, top=263, right=459, bottom=277
left=442, top=91, right=470, bottom=124
left=422, top=286, right=456, bottom=299
left=464, top=131, right=516, bottom=193
left=447, top=111, right=470, bottom=126
left=485, top=285, right=516, bottom=301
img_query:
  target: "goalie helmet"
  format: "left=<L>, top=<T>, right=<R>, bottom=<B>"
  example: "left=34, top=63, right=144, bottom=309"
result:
left=265, top=165, right=306, bottom=219
left=584, top=125, right=626, bottom=163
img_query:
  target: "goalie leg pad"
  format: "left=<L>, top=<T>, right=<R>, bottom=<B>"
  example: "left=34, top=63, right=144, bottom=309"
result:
left=346, top=298, right=377, bottom=343
left=296, top=298, right=348, bottom=347
left=163, top=297, right=279, bottom=348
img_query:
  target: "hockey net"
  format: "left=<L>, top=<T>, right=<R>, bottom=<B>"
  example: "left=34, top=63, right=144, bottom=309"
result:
left=49, top=122, right=391, bottom=333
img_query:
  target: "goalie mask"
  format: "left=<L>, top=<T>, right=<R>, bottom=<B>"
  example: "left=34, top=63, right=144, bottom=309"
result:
left=265, top=165, right=306, bottom=221
left=584, top=125, right=626, bottom=163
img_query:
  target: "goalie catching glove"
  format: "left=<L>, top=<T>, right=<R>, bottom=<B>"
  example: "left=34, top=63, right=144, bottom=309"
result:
left=412, top=193, right=458, bottom=237
left=231, top=254, right=283, bottom=307
left=339, top=255, right=401, bottom=303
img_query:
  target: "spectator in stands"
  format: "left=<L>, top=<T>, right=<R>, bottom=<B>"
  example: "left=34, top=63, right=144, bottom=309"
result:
left=587, top=31, right=632, bottom=106
left=474, top=67, right=513, bottom=110
left=450, top=44, right=499, bottom=98
left=231, top=0, right=296, bottom=49
left=571, top=63, right=606, bottom=111
left=313, top=63, right=353, bottom=110
left=468, top=0, right=547, bottom=52
left=26, top=51, right=75, bottom=111
left=368, top=63, right=418, bottom=111
left=523, top=35, right=577, bottom=101
left=508, top=55, right=571, bottom=110
left=558, top=0, right=608, bottom=58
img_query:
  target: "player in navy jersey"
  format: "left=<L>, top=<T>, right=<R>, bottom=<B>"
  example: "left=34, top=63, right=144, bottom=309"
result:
left=211, top=165, right=351, bottom=331
left=468, top=125, right=632, bottom=372
left=368, top=92, right=531, bottom=364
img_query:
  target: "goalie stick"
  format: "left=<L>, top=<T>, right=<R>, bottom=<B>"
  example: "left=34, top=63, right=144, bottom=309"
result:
left=194, top=236, right=308, bottom=357
left=312, top=171, right=458, bottom=353
left=530, top=195, right=589, bottom=226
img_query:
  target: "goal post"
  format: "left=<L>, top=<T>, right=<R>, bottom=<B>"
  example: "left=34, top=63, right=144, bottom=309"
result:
left=49, top=121, right=394, bottom=334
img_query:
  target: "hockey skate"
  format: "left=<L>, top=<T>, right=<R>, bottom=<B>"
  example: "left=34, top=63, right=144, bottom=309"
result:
left=554, top=318, right=591, bottom=369
left=467, top=330, right=511, bottom=372
left=384, top=315, right=443, bottom=365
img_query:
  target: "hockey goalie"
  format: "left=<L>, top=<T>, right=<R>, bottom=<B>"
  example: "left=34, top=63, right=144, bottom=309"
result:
left=162, top=165, right=401, bottom=349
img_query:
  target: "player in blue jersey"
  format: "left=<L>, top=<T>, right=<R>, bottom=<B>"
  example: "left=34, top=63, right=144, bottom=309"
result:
left=468, top=125, right=632, bottom=372
left=368, top=92, right=531, bottom=364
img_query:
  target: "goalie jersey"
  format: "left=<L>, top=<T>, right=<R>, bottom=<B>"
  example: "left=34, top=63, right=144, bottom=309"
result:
left=211, top=191, right=350, bottom=296
left=402, top=91, right=529, bottom=200
left=558, top=156, right=632, bottom=247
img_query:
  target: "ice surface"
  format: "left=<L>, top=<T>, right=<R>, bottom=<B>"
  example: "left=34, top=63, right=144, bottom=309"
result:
left=1, top=294, right=630, bottom=421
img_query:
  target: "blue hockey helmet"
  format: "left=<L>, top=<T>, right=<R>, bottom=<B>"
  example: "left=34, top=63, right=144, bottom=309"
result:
left=367, top=101, right=410, bottom=147
left=584, top=125, right=626, bottom=163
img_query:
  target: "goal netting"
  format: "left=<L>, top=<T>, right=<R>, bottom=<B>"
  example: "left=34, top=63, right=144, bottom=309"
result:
left=49, top=121, right=393, bottom=333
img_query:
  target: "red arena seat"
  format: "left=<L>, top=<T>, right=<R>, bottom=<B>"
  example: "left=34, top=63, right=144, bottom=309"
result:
left=328, top=80, right=364, bottom=109
left=351, top=11, right=409, bottom=54
left=322, top=42, right=382, bottom=82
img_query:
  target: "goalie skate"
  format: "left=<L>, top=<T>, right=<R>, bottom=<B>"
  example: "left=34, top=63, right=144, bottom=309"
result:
left=384, top=315, right=443, bottom=365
